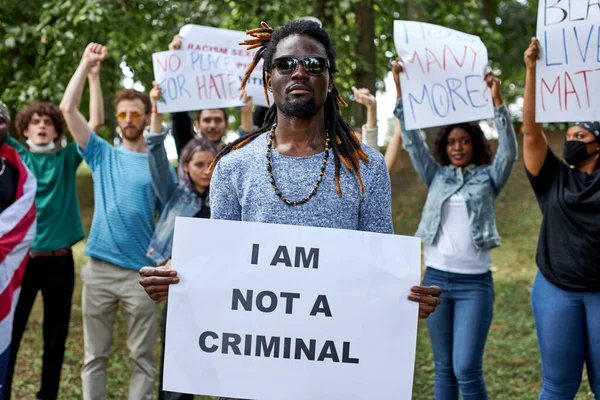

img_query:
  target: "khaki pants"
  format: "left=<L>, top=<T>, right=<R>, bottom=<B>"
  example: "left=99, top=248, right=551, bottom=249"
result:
left=81, top=257, right=157, bottom=400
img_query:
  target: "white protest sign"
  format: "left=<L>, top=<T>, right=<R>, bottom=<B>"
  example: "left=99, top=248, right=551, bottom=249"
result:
left=394, top=21, right=493, bottom=130
left=164, top=218, right=421, bottom=400
left=180, top=24, right=272, bottom=107
left=535, top=0, right=600, bottom=122
left=152, top=50, right=245, bottom=113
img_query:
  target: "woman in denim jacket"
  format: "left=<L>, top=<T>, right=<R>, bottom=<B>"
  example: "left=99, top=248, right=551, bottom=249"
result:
left=146, top=82, right=217, bottom=400
left=145, top=90, right=217, bottom=266
left=392, top=61, right=518, bottom=400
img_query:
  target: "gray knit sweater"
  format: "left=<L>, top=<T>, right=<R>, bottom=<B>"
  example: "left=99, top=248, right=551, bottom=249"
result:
left=210, top=132, right=392, bottom=400
left=210, top=132, right=393, bottom=234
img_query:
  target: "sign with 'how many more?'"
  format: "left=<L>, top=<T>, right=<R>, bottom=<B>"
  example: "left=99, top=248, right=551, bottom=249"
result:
left=394, top=20, right=494, bottom=130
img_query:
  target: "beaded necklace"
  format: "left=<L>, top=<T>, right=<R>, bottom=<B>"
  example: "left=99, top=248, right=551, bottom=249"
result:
left=266, top=124, right=330, bottom=206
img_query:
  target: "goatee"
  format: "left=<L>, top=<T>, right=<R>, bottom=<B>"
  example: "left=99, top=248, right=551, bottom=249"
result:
left=122, top=127, right=144, bottom=141
left=281, top=98, right=318, bottom=119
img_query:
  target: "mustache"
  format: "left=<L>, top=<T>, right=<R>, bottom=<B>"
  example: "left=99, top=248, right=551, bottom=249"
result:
left=286, top=83, right=313, bottom=93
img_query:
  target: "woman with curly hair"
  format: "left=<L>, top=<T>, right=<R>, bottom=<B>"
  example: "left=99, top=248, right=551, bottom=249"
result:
left=393, top=59, right=518, bottom=399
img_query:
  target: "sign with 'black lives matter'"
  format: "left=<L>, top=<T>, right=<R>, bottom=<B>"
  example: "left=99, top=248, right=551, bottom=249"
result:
left=164, top=218, right=420, bottom=400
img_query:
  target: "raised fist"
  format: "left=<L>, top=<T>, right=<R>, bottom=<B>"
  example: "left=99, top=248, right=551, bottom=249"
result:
left=150, top=81, right=162, bottom=108
left=352, top=87, right=376, bottom=108
left=82, top=42, right=107, bottom=71
left=524, top=37, right=540, bottom=70
left=168, top=34, right=182, bottom=51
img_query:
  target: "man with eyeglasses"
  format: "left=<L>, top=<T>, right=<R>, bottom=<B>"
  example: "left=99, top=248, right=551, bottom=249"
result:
left=60, top=42, right=174, bottom=400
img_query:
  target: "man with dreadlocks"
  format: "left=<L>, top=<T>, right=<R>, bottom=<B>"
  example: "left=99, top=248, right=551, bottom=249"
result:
left=140, top=19, right=441, bottom=396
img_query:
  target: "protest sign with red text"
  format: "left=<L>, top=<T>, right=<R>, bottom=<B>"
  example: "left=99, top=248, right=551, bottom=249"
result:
left=394, top=21, right=493, bottom=130
left=535, top=0, right=600, bottom=122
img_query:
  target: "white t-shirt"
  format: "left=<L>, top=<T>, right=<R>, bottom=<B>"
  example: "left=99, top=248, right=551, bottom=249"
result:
left=424, top=193, right=491, bottom=274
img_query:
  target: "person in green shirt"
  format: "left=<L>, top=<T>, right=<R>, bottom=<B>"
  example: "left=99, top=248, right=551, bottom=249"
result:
left=2, top=63, right=104, bottom=400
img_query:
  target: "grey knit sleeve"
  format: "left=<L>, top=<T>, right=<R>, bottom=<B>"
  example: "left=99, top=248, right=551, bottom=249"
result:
left=358, top=148, right=394, bottom=234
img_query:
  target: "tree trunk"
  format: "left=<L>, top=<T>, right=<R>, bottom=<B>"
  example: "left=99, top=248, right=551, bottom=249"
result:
left=353, top=0, right=376, bottom=127
left=315, top=0, right=335, bottom=29
left=407, top=0, right=424, bottom=20
left=481, top=0, right=495, bottom=25
left=101, top=56, right=118, bottom=140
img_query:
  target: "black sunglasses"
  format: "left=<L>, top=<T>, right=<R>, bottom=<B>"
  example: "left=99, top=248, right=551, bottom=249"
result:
left=272, top=56, right=330, bottom=76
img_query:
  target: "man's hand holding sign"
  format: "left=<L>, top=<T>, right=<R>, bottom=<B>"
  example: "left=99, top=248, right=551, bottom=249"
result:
left=140, top=19, right=442, bottom=400
left=140, top=219, right=440, bottom=399
left=140, top=257, right=441, bottom=319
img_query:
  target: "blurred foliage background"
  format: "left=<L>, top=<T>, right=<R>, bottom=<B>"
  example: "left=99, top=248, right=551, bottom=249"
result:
left=0, top=0, right=537, bottom=137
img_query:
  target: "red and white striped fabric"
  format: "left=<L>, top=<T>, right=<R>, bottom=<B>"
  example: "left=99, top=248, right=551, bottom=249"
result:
left=0, top=143, right=36, bottom=359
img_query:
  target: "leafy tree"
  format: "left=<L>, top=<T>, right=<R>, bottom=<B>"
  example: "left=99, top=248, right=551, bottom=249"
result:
left=0, top=0, right=536, bottom=140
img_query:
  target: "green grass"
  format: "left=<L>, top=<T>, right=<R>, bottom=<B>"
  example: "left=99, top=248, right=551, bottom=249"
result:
left=11, top=132, right=595, bottom=399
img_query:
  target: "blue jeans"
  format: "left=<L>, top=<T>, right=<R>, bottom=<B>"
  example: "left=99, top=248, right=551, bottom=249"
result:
left=422, top=267, right=494, bottom=400
left=0, top=346, right=9, bottom=399
left=532, top=271, right=600, bottom=400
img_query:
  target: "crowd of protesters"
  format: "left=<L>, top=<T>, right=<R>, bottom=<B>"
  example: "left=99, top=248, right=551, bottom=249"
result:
left=0, top=18, right=598, bottom=400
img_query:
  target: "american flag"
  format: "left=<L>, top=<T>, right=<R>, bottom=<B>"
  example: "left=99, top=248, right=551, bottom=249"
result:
left=0, top=143, right=36, bottom=389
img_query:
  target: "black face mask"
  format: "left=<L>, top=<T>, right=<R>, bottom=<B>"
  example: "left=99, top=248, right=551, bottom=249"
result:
left=563, top=139, right=599, bottom=166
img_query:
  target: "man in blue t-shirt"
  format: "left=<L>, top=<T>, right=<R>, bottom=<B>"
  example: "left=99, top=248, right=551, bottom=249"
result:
left=60, top=42, right=170, bottom=400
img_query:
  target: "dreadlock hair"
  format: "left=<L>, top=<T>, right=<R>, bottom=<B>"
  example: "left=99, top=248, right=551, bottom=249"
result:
left=208, top=19, right=369, bottom=197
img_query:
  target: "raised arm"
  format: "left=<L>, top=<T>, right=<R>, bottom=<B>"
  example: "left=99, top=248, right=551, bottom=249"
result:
left=60, top=42, right=107, bottom=150
left=486, top=73, right=518, bottom=193
left=392, top=58, right=440, bottom=187
left=87, top=61, right=104, bottom=133
left=352, top=86, right=378, bottom=150
left=239, top=91, right=254, bottom=134
left=150, top=81, right=164, bottom=134
left=384, top=118, right=402, bottom=172
left=167, top=34, right=195, bottom=156
left=358, top=151, right=393, bottom=234
left=147, top=82, right=177, bottom=205
left=146, top=130, right=177, bottom=205
left=522, top=37, right=548, bottom=177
